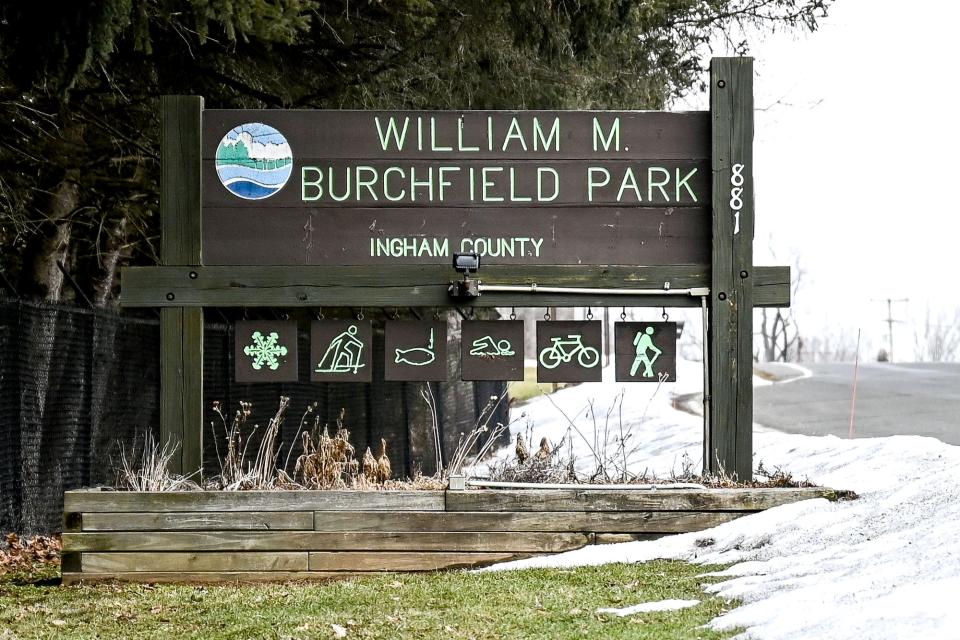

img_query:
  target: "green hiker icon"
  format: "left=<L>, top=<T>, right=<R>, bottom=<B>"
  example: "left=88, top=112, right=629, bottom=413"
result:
left=631, top=327, right=662, bottom=378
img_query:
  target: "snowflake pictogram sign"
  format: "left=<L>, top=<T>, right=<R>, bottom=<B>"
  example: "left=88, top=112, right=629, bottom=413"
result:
left=243, top=331, right=288, bottom=370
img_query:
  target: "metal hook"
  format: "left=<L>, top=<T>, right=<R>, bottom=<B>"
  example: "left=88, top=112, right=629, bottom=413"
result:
left=586, top=306, right=594, bottom=321
left=433, top=307, right=442, bottom=321
left=357, top=307, right=364, bottom=321
left=662, top=307, right=669, bottom=322
left=544, top=309, right=551, bottom=321
left=509, top=307, right=517, bottom=321
left=315, top=307, right=325, bottom=321
left=620, top=307, right=627, bottom=321
left=392, top=307, right=401, bottom=320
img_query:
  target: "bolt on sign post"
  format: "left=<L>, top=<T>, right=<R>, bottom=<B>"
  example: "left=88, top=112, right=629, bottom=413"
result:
left=124, top=58, right=784, bottom=479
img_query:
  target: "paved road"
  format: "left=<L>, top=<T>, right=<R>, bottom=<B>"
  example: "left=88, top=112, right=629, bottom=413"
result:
left=753, top=362, right=960, bottom=445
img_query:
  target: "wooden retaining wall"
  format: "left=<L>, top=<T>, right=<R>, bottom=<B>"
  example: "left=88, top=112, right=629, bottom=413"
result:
left=62, top=487, right=840, bottom=584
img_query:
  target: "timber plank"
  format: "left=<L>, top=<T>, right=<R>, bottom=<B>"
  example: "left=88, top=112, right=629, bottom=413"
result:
left=709, top=58, right=755, bottom=479
left=753, top=265, right=790, bottom=307
left=444, top=488, right=834, bottom=512
left=61, top=553, right=81, bottom=573
left=63, top=512, right=82, bottom=532
left=202, top=110, right=711, bottom=162
left=62, top=571, right=360, bottom=585
left=159, top=308, right=185, bottom=474
left=203, top=168, right=710, bottom=208
left=62, top=531, right=590, bottom=553
left=63, top=490, right=444, bottom=513
left=81, top=552, right=308, bottom=573
left=82, top=511, right=314, bottom=531
left=180, top=307, right=204, bottom=474
left=202, top=207, right=708, bottom=267
left=161, top=95, right=203, bottom=265
left=121, top=264, right=789, bottom=308
left=313, top=510, right=743, bottom=533
left=159, top=95, right=204, bottom=476
left=594, top=533, right=666, bottom=544
left=308, top=551, right=529, bottom=571
left=122, top=264, right=707, bottom=309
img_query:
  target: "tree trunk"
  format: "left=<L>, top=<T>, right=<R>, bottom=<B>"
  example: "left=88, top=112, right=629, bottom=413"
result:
left=20, top=175, right=80, bottom=301
left=93, top=217, right=129, bottom=306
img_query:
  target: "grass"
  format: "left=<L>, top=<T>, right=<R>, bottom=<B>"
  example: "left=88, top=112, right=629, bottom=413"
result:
left=752, top=366, right=781, bottom=382
left=508, top=367, right=572, bottom=404
left=0, top=560, right=741, bottom=639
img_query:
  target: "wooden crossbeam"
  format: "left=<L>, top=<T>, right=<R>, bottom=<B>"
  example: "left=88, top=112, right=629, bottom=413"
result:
left=120, top=264, right=790, bottom=308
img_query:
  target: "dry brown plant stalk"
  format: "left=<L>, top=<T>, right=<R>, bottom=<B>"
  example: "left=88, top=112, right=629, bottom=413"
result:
left=117, top=430, right=198, bottom=491
left=445, top=392, right=517, bottom=477
left=295, top=408, right=388, bottom=489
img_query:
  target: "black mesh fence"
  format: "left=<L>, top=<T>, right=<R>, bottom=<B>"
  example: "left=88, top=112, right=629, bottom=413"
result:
left=0, top=298, right=506, bottom=535
left=0, top=298, right=160, bottom=535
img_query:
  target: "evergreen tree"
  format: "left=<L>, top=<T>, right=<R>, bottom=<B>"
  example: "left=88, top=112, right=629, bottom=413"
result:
left=0, top=0, right=830, bottom=302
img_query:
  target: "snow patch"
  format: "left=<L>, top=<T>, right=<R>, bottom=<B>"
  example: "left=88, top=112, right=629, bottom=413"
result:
left=479, top=358, right=960, bottom=639
left=596, top=599, right=700, bottom=616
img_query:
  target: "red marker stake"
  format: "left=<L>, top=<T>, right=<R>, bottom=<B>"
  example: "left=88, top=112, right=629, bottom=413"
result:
left=848, top=329, right=861, bottom=439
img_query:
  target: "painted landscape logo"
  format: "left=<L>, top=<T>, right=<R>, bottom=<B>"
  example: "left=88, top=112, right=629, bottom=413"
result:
left=215, top=123, right=293, bottom=200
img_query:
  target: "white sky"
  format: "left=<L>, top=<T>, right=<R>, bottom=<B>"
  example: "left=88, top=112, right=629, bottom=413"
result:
left=679, top=0, right=960, bottom=359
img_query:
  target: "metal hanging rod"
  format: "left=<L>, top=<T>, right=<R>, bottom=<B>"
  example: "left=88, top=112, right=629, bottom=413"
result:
left=477, top=283, right=710, bottom=297
left=460, top=478, right=707, bottom=491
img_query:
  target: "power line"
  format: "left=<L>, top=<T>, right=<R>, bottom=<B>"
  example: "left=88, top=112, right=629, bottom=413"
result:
left=871, top=298, right=908, bottom=362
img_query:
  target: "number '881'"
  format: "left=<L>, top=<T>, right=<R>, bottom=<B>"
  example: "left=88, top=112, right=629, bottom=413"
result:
left=729, top=163, right=745, bottom=210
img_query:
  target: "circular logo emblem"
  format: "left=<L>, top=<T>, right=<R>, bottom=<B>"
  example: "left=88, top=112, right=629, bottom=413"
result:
left=215, top=123, right=292, bottom=200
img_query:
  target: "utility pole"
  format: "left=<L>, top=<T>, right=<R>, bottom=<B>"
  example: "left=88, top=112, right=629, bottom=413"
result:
left=871, top=298, right=908, bottom=362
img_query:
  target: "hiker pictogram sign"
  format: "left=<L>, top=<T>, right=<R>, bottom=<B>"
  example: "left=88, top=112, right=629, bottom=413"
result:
left=614, top=322, right=677, bottom=383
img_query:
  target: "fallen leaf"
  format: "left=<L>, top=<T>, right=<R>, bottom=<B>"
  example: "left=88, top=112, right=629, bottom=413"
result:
left=331, top=623, right=348, bottom=638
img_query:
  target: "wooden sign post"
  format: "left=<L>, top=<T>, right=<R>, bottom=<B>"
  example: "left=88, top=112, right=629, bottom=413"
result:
left=159, top=95, right=203, bottom=475
left=127, top=58, right=785, bottom=480
left=709, top=58, right=754, bottom=476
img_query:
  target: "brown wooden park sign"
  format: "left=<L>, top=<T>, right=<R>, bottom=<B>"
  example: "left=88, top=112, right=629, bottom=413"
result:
left=122, top=57, right=789, bottom=480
